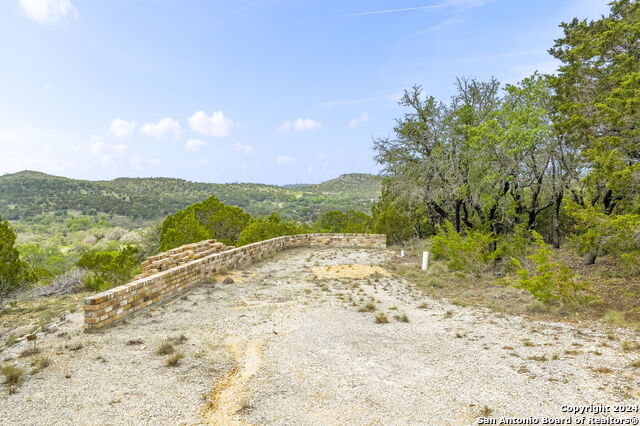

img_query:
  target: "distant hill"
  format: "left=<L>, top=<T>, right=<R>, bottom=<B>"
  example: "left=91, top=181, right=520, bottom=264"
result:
left=0, top=171, right=381, bottom=222
left=286, top=173, right=381, bottom=198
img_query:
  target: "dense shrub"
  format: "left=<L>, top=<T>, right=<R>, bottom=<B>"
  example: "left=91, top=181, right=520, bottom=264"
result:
left=313, top=210, right=372, bottom=233
left=236, top=213, right=306, bottom=246
left=19, top=243, right=77, bottom=283
left=507, top=232, right=590, bottom=310
left=160, top=195, right=252, bottom=250
left=371, top=200, right=416, bottom=244
left=431, top=221, right=496, bottom=275
left=76, top=245, right=141, bottom=292
left=567, top=202, right=640, bottom=267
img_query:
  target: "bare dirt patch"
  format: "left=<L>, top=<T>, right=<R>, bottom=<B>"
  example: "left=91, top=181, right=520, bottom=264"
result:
left=310, top=264, right=390, bottom=280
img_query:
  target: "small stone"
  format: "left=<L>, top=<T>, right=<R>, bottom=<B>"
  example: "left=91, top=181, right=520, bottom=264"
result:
left=223, top=277, right=234, bottom=285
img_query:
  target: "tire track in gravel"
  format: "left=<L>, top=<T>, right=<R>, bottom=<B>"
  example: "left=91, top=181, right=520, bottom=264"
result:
left=205, top=338, right=264, bottom=425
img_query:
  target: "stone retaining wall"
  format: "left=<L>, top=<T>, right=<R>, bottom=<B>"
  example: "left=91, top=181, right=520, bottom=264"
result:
left=84, top=233, right=386, bottom=331
left=134, top=239, right=230, bottom=279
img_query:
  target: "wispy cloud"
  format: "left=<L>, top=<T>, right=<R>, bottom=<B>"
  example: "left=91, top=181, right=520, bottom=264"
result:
left=278, top=118, right=322, bottom=132
left=350, top=5, right=443, bottom=16
left=19, top=0, right=78, bottom=24
left=348, top=113, right=369, bottom=129
left=185, top=138, right=206, bottom=152
left=232, top=143, right=254, bottom=155
left=350, top=0, right=491, bottom=17
left=110, top=119, right=138, bottom=139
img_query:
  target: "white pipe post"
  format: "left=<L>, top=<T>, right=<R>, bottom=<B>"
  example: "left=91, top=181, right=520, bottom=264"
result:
left=421, top=251, right=429, bottom=271
left=400, top=250, right=405, bottom=257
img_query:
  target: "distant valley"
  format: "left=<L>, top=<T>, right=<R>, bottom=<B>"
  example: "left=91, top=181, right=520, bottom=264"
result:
left=0, top=171, right=381, bottom=223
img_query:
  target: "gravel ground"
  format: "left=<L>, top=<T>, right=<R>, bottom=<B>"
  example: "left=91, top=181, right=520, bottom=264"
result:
left=1, top=247, right=639, bottom=425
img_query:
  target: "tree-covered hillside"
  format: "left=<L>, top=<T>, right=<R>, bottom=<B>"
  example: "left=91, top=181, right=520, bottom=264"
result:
left=282, top=173, right=381, bottom=199
left=0, top=170, right=381, bottom=222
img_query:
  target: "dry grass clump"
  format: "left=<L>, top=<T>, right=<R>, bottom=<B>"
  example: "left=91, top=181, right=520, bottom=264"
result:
left=171, top=334, right=188, bottom=345
left=527, top=355, right=548, bottom=362
left=31, top=356, right=51, bottom=374
left=19, top=346, right=41, bottom=358
left=603, top=310, right=626, bottom=327
left=165, top=352, right=184, bottom=367
left=1, top=364, right=25, bottom=394
left=358, top=302, right=376, bottom=312
left=480, top=405, right=493, bottom=417
left=394, top=313, right=410, bottom=323
left=156, top=341, right=175, bottom=356
left=374, top=313, right=389, bottom=324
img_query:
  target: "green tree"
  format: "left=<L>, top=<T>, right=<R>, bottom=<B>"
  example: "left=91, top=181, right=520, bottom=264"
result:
left=18, top=243, right=75, bottom=282
left=159, top=195, right=252, bottom=250
left=236, top=213, right=304, bottom=246
left=160, top=209, right=211, bottom=251
left=314, top=210, right=372, bottom=233
left=550, top=0, right=640, bottom=262
left=371, top=196, right=417, bottom=244
left=0, top=217, right=32, bottom=294
left=77, top=245, right=140, bottom=292
left=374, top=74, right=571, bottom=244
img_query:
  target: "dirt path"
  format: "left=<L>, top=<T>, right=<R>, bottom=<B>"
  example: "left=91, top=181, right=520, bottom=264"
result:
left=1, top=248, right=639, bottom=425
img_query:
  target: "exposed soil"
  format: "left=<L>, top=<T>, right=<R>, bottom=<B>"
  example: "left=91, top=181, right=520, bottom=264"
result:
left=1, top=247, right=639, bottom=425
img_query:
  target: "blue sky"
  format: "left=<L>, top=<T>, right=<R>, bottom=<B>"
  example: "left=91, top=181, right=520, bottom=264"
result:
left=0, top=0, right=611, bottom=185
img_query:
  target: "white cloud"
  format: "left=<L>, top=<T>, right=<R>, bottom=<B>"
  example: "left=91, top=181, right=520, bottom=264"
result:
left=348, top=112, right=369, bottom=129
left=90, top=136, right=127, bottom=156
left=185, top=138, right=206, bottom=152
left=232, top=143, right=254, bottom=155
left=140, top=117, right=182, bottom=140
left=294, top=118, right=322, bottom=131
left=19, top=0, right=78, bottom=24
left=279, top=118, right=322, bottom=132
left=277, top=120, right=292, bottom=132
left=89, top=136, right=127, bottom=166
left=110, top=119, right=138, bottom=139
left=276, top=155, right=297, bottom=166
left=188, top=110, right=235, bottom=138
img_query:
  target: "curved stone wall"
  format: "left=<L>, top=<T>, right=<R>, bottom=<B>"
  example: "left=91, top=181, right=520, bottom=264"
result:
left=135, top=239, right=230, bottom=279
left=84, top=233, right=386, bottom=331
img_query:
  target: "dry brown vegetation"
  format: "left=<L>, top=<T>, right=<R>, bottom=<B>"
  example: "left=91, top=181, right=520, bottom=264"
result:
left=0, top=293, right=85, bottom=349
left=388, top=240, right=640, bottom=330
